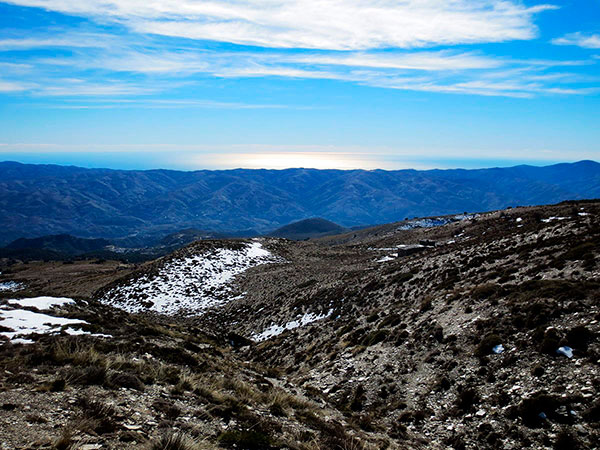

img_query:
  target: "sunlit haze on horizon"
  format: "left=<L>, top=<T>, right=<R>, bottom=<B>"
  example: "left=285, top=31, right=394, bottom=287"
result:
left=0, top=1, right=598, bottom=170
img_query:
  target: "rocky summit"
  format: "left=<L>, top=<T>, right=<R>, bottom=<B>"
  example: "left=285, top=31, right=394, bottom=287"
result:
left=0, top=200, right=599, bottom=449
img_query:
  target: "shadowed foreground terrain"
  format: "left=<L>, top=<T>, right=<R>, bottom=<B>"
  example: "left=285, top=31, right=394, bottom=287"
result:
left=0, top=200, right=599, bottom=449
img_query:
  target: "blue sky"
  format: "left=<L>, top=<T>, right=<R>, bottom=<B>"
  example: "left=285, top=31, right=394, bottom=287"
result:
left=0, top=0, right=598, bottom=170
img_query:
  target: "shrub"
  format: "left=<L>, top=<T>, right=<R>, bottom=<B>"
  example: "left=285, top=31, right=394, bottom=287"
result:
left=419, top=297, right=433, bottom=312
left=366, top=312, right=379, bottom=323
left=378, top=314, right=402, bottom=328
left=475, top=334, right=502, bottom=357
left=437, top=377, right=451, bottom=391
left=69, top=365, right=107, bottom=386
left=77, top=397, right=117, bottom=435
left=269, top=401, right=286, bottom=417
left=50, top=378, right=66, bottom=392
left=566, top=325, right=595, bottom=351
left=582, top=399, right=600, bottom=422
left=349, top=384, right=366, bottom=412
left=218, top=430, right=271, bottom=449
left=398, top=409, right=427, bottom=424
left=531, top=365, right=544, bottom=377
left=554, top=430, right=581, bottom=450
left=149, top=432, right=199, bottom=450
left=472, top=284, right=504, bottom=300
left=517, top=392, right=561, bottom=427
left=455, top=388, right=479, bottom=413
left=53, top=429, right=73, bottom=450
left=25, top=414, right=47, bottom=424
left=390, top=272, right=412, bottom=284
left=109, top=372, right=145, bottom=391
left=361, top=329, right=389, bottom=347
left=540, top=329, right=561, bottom=355
left=51, top=340, right=103, bottom=367
left=563, top=242, right=595, bottom=261
left=363, top=279, right=383, bottom=292
left=153, top=399, right=181, bottom=420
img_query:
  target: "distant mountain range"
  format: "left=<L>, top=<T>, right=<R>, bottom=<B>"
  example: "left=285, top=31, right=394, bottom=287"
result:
left=0, top=160, right=599, bottom=246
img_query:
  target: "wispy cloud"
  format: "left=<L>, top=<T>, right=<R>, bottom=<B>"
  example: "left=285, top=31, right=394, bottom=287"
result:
left=36, top=98, right=296, bottom=109
left=34, top=79, right=155, bottom=97
left=0, top=32, right=115, bottom=50
left=287, top=51, right=503, bottom=71
left=0, top=1, right=593, bottom=100
left=552, top=32, right=600, bottom=49
left=5, top=0, right=556, bottom=50
left=0, top=79, right=34, bottom=92
left=6, top=38, right=591, bottom=99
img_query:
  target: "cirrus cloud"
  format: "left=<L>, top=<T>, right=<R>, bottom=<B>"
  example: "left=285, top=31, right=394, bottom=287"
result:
left=553, top=32, right=600, bottom=49
left=4, top=0, right=557, bottom=50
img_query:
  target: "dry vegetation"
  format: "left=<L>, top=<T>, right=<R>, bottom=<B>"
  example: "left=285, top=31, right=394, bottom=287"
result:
left=1, top=200, right=599, bottom=449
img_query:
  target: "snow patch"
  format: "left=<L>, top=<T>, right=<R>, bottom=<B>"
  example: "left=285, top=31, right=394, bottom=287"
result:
left=0, top=307, right=88, bottom=343
left=101, top=241, right=282, bottom=315
left=541, top=216, right=569, bottom=223
left=0, top=281, right=23, bottom=292
left=252, top=309, right=333, bottom=342
left=397, top=214, right=476, bottom=231
left=8, top=296, right=75, bottom=310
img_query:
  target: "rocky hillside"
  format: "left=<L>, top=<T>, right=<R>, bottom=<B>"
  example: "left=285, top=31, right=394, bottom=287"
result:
left=0, top=200, right=598, bottom=449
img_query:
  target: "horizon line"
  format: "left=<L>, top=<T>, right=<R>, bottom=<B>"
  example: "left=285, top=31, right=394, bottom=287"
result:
left=1, top=159, right=598, bottom=173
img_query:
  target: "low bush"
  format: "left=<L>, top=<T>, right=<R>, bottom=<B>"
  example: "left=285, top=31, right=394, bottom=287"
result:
left=218, top=430, right=272, bottom=449
left=554, top=430, right=581, bottom=450
left=361, top=329, right=389, bottom=347
left=475, top=334, right=502, bottom=357
left=108, top=372, right=145, bottom=391
left=455, top=388, right=479, bottom=413
left=153, top=399, right=182, bottom=420
left=517, top=392, right=561, bottom=427
left=566, top=325, right=595, bottom=351
left=149, top=432, right=199, bottom=450
left=76, top=397, right=117, bottom=435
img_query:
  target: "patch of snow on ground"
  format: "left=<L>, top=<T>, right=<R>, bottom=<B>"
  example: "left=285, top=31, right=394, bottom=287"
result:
left=252, top=309, right=333, bottom=342
left=8, top=296, right=75, bottom=310
left=397, top=214, right=476, bottom=231
left=541, top=216, right=569, bottom=223
left=101, top=241, right=282, bottom=315
left=376, top=255, right=396, bottom=263
left=0, top=281, right=23, bottom=292
left=0, top=307, right=88, bottom=343
left=579, top=212, right=590, bottom=216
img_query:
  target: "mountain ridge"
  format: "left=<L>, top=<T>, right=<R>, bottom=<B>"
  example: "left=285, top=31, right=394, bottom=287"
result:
left=0, top=160, right=598, bottom=246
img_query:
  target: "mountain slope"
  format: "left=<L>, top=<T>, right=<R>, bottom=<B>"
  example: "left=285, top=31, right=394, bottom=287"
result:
left=0, top=201, right=598, bottom=448
left=0, top=160, right=599, bottom=245
left=4, top=234, right=111, bottom=255
left=269, top=218, right=348, bottom=240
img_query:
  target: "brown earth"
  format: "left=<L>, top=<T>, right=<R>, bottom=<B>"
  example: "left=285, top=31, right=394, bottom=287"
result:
left=0, top=200, right=599, bottom=449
